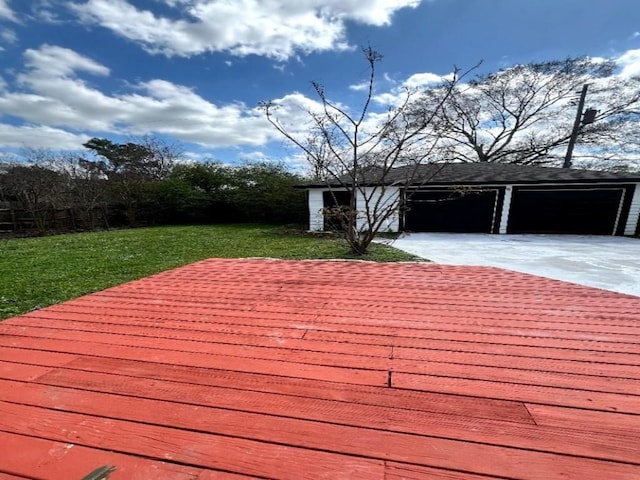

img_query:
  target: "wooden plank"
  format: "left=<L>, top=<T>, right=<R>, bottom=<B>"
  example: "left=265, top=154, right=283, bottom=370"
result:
left=26, top=310, right=636, bottom=371
left=111, top=272, right=634, bottom=298
left=310, top=319, right=640, bottom=343
left=37, top=367, right=520, bottom=431
left=21, top=313, right=308, bottom=341
left=0, top=379, right=537, bottom=467
left=525, top=404, right=640, bottom=438
left=1, top=398, right=637, bottom=480
left=0, top=326, right=391, bottom=370
left=11, top=319, right=640, bottom=368
left=93, top=285, right=639, bottom=312
left=392, top=360, right=640, bottom=395
left=1, top=377, right=638, bottom=466
left=289, top=299, right=640, bottom=320
left=52, top=296, right=640, bottom=333
left=5, top=340, right=637, bottom=418
left=22, top=309, right=311, bottom=340
left=0, top=348, right=533, bottom=423
left=385, top=463, right=498, bottom=480
left=393, top=373, right=640, bottom=414
left=393, top=344, right=640, bottom=366
left=60, top=356, right=535, bottom=424
left=6, top=317, right=392, bottom=358
left=93, top=259, right=640, bottom=292
left=0, top=473, right=30, bottom=480
left=390, top=351, right=640, bottom=380
left=0, top=349, right=80, bottom=368
left=34, top=302, right=640, bottom=340
left=1, top=335, right=387, bottom=387
left=0, top=430, right=246, bottom=480
left=12, top=347, right=555, bottom=426
left=255, top=295, right=640, bottom=317
left=313, top=312, right=640, bottom=336
left=46, top=281, right=640, bottom=317
left=0, top=401, right=384, bottom=480
left=0, top=361, right=54, bottom=382
left=306, top=329, right=640, bottom=354
left=133, top=260, right=611, bottom=294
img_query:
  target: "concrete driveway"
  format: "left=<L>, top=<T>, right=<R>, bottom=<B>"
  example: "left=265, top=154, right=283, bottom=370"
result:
left=390, top=233, right=640, bottom=297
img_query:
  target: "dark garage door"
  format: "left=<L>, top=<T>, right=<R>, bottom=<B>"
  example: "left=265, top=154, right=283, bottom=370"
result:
left=405, top=190, right=498, bottom=233
left=508, top=188, right=623, bottom=235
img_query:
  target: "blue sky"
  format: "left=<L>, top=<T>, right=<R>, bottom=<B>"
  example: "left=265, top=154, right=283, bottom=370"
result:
left=0, top=0, right=639, bottom=166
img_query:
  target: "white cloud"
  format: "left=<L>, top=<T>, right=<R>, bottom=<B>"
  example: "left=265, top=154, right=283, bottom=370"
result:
left=403, top=72, right=446, bottom=88
left=0, top=44, right=293, bottom=150
left=371, top=91, right=402, bottom=106
left=237, top=150, right=271, bottom=162
left=0, top=0, right=16, bottom=22
left=0, top=28, right=16, bottom=45
left=69, top=0, right=422, bottom=60
left=268, top=92, right=327, bottom=126
left=0, top=124, right=90, bottom=149
left=349, top=81, right=369, bottom=91
left=617, top=48, right=640, bottom=78
left=372, top=70, right=451, bottom=106
left=22, top=44, right=110, bottom=77
left=30, top=0, right=66, bottom=24
left=383, top=72, right=395, bottom=84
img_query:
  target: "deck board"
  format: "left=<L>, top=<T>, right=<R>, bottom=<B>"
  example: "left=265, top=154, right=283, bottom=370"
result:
left=1, top=258, right=639, bottom=479
left=0, top=431, right=247, bottom=479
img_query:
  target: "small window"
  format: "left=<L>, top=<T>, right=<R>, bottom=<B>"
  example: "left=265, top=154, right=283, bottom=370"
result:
left=323, top=190, right=351, bottom=207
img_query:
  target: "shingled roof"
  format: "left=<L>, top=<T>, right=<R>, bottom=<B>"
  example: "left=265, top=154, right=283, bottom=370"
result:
left=301, top=162, right=640, bottom=187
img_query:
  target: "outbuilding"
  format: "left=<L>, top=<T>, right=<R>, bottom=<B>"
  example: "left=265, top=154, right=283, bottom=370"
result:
left=302, top=163, right=640, bottom=236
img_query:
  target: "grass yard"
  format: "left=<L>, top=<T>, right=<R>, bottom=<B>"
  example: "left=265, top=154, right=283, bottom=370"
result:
left=0, top=224, right=419, bottom=319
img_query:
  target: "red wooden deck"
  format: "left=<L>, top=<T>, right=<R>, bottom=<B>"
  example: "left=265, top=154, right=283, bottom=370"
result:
left=1, top=258, right=639, bottom=479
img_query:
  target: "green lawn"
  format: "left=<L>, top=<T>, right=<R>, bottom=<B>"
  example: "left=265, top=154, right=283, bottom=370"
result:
left=0, top=224, right=420, bottom=319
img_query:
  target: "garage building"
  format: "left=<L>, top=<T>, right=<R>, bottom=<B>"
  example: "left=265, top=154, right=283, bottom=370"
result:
left=303, top=163, right=640, bottom=236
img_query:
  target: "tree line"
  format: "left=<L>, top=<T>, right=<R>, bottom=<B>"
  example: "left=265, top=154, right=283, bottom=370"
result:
left=0, top=138, right=307, bottom=236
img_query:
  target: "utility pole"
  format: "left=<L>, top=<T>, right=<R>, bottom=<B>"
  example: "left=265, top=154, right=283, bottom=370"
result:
left=563, top=84, right=589, bottom=169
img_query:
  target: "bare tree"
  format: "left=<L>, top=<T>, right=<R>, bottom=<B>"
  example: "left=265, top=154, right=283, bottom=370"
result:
left=262, top=48, right=465, bottom=255
left=52, top=154, right=110, bottom=230
left=136, top=134, right=183, bottom=179
left=413, top=57, right=640, bottom=168
left=0, top=160, right=18, bottom=232
left=0, top=163, right=63, bottom=235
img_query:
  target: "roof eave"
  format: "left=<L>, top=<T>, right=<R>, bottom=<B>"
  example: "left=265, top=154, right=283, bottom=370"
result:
left=300, top=177, right=640, bottom=188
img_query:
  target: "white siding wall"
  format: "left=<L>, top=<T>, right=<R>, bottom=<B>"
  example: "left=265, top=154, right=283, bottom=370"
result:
left=356, top=187, right=401, bottom=233
left=307, top=187, right=402, bottom=233
left=624, top=183, right=640, bottom=236
left=308, top=189, right=325, bottom=231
